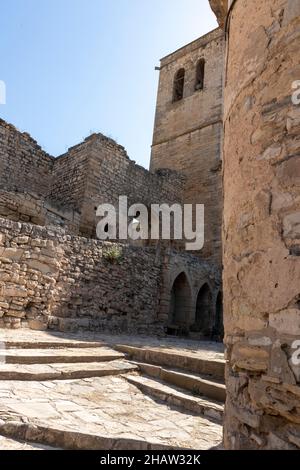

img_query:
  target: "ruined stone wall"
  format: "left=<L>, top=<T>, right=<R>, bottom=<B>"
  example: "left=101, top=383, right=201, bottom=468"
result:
left=218, top=0, right=300, bottom=450
left=0, top=119, right=184, bottom=240
left=0, top=119, right=54, bottom=197
left=70, top=134, right=184, bottom=237
left=49, top=137, right=92, bottom=212
left=150, top=29, right=224, bottom=263
left=0, top=217, right=163, bottom=334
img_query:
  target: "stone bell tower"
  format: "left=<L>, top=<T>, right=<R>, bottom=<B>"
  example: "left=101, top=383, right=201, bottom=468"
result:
left=150, top=28, right=225, bottom=265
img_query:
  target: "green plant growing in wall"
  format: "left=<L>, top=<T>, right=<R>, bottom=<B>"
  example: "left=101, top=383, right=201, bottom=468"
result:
left=102, top=245, right=123, bottom=264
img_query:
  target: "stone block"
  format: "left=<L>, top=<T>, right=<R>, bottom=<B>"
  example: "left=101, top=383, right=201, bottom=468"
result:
left=269, top=309, right=300, bottom=336
left=0, top=285, right=27, bottom=298
left=231, top=343, right=269, bottom=372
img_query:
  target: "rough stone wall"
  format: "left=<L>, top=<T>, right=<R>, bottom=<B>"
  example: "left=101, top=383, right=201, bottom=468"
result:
left=49, top=136, right=92, bottom=213
left=81, top=136, right=185, bottom=237
left=218, top=0, right=300, bottom=450
left=0, top=190, right=80, bottom=233
left=0, top=119, right=184, bottom=240
left=150, top=29, right=224, bottom=263
left=0, top=216, right=220, bottom=336
left=0, top=217, right=163, bottom=334
left=0, top=119, right=54, bottom=197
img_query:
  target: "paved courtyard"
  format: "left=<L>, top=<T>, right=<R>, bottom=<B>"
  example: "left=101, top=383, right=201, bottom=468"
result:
left=0, top=329, right=224, bottom=450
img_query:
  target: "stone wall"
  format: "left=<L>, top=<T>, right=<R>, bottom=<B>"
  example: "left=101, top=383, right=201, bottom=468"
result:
left=0, top=120, right=184, bottom=242
left=0, top=216, right=220, bottom=336
left=150, top=29, right=224, bottom=263
left=79, top=134, right=184, bottom=237
left=0, top=190, right=80, bottom=233
left=0, top=119, right=53, bottom=197
left=213, top=0, right=300, bottom=450
left=0, top=119, right=184, bottom=240
left=49, top=138, right=90, bottom=212
left=151, top=124, right=223, bottom=259
left=0, top=217, right=162, bottom=334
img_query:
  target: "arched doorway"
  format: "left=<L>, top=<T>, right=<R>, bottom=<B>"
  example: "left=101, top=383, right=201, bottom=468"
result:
left=191, top=283, right=212, bottom=337
left=169, top=272, right=191, bottom=332
left=213, top=291, right=224, bottom=341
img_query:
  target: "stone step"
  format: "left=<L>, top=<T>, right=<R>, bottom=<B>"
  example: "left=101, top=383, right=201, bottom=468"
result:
left=3, top=340, right=104, bottom=350
left=0, top=360, right=138, bottom=381
left=116, top=344, right=225, bottom=380
left=0, top=419, right=205, bottom=451
left=125, top=374, right=224, bottom=422
left=134, top=362, right=226, bottom=402
left=0, top=347, right=125, bottom=364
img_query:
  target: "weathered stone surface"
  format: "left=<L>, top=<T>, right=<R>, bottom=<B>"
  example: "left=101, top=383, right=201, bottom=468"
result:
left=219, top=0, right=300, bottom=450
left=116, top=343, right=225, bottom=379
left=0, top=360, right=138, bottom=381
left=27, top=318, right=48, bottom=331
left=231, top=343, right=269, bottom=372
left=0, top=286, right=27, bottom=298
left=267, top=432, right=297, bottom=450
left=126, top=374, right=224, bottom=422
left=269, top=343, right=296, bottom=384
left=26, top=259, right=59, bottom=275
left=283, top=212, right=300, bottom=239
left=0, top=374, right=223, bottom=449
left=269, top=309, right=300, bottom=336
left=0, top=248, right=23, bottom=261
left=2, top=346, right=125, bottom=364
left=209, top=0, right=227, bottom=28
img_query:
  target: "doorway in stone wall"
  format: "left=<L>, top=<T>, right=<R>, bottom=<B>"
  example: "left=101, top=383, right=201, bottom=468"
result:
left=191, top=283, right=212, bottom=338
left=168, top=272, right=191, bottom=335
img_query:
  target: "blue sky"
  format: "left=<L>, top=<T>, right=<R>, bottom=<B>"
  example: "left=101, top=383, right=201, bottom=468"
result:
left=0, top=0, right=217, bottom=167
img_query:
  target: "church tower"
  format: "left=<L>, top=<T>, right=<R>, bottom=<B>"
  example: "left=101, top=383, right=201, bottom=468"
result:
left=150, top=28, right=224, bottom=264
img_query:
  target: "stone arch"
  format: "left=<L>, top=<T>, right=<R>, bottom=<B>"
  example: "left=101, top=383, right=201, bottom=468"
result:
left=195, top=58, right=205, bottom=91
left=191, top=282, right=213, bottom=337
left=169, top=271, right=192, bottom=328
left=173, top=68, right=185, bottom=102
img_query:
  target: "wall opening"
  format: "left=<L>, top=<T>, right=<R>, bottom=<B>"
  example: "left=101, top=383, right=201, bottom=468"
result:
left=191, top=283, right=212, bottom=337
left=168, top=272, right=191, bottom=334
left=213, top=291, right=224, bottom=342
left=173, top=68, right=185, bottom=102
left=195, top=59, right=205, bottom=91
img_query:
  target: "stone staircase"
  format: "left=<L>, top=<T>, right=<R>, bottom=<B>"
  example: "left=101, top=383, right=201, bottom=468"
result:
left=0, top=332, right=224, bottom=450
left=116, top=344, right=225, bottom=423
left=0, top=341, right=137, bottom=380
